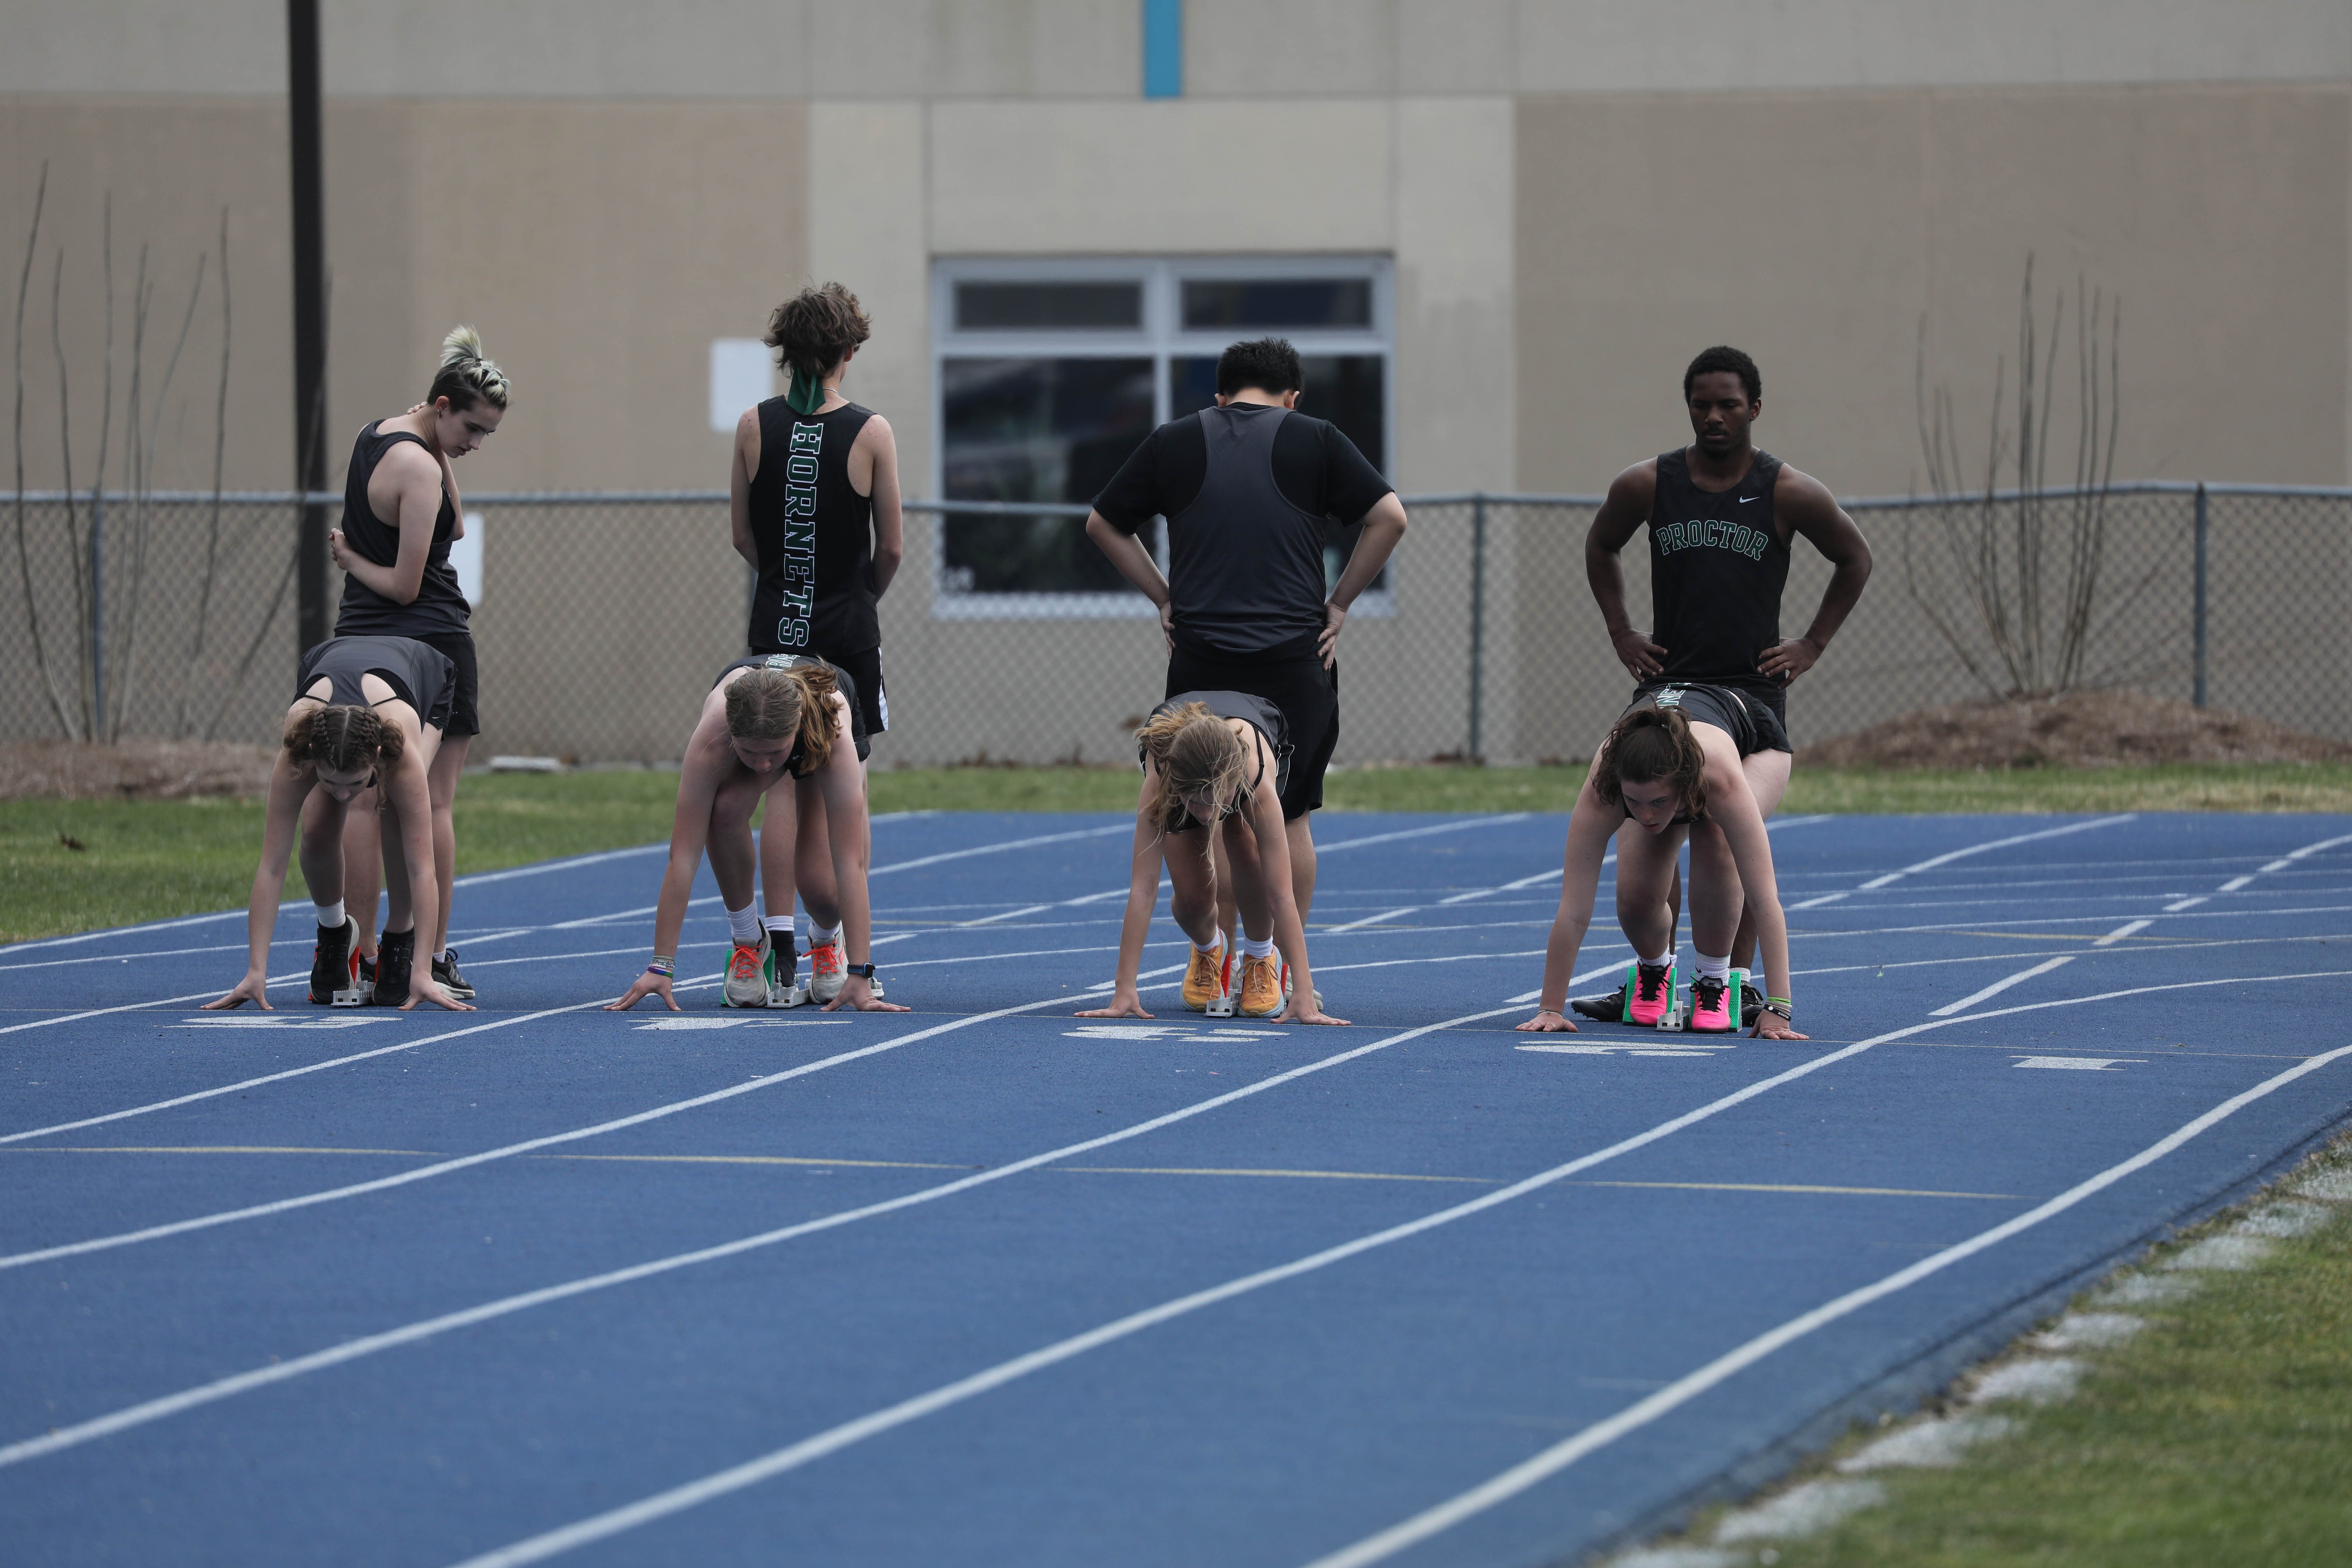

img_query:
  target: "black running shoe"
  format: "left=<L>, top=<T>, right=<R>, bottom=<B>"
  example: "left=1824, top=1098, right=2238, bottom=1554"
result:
left=309, top=917, right=358, bottom=1004
left=373, top=929, right=416, bottom=1007
left=1569, top=986, right=1625, bottom=1021
left=1742, top=979, right=1764, bottom=1016
left=432, top=948, right=476, bottom=1001
left=356, top=952, right=376, bottom=999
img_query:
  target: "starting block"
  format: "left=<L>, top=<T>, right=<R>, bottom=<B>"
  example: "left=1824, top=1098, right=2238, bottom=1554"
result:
left=1204, top=949, right=1237, bottom=1018
left=1617, top=962, right=1745, bottom=1032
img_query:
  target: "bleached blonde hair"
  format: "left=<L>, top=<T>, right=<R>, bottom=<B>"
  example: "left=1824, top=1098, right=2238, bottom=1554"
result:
left=428, top=324, right=510, bottom=411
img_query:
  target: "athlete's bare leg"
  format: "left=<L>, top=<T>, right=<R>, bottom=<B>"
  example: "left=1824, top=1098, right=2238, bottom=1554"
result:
left=327, top=785, right=384, bottom=959
left=1724, top=748, right=1791, bottom=969
left=425, top=735, right=467, bottom=955
left=1285, top=813, right=1317, bottom=924
left=1613, top=820, right=1689, bottom=963
left=763, top=780, right=843, bottom=934
left=1163, top=826, right=1221, bottom=950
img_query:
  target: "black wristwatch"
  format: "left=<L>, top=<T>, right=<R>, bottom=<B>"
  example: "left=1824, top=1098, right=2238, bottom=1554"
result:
left=846, top=962, right=877, bottom=980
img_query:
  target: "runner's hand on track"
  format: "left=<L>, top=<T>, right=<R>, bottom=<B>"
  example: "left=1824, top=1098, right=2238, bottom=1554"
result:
left=1280, top=997, right=1350, bottom=1026
left=203, top=974, right=273, bottom=1011
left=1757, top=635, right=1822, bottom=685
left=605, top=973, right=679, bottom=1012
left=401, top=976, right=476, bottom=1013
left=825, top=976, right=909, bottom=1013
left=1515, top=1008, right=1578, bottom=1032
left=1751, top=1012, right=1809, bottom=1041
left=1610, top=627, right=1666, bottom=680
left=1076, top=992, right=1153, bottom=1019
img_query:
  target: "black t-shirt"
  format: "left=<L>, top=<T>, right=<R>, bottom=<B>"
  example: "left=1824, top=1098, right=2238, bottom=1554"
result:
left=1092, top=408, right=1392, bottom=538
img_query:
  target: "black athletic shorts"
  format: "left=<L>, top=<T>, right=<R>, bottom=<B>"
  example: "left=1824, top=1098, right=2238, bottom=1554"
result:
left=754, top=643, right=887, bottom=737
left=411, top=630, right=480, bottom=738
left=1628, top=680, right=1791, bottom=759
left=1164, top=644, right=1336, bottom=820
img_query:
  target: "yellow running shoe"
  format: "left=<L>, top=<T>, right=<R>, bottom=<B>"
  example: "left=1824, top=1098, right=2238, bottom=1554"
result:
left=1237, top=953, right=1283, bottom=1017
left=1182, top=944, right=1228, bottom=1012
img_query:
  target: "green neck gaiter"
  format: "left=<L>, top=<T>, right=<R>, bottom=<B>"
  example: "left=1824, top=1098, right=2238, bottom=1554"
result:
left=785, top=366, right=831, bottom=415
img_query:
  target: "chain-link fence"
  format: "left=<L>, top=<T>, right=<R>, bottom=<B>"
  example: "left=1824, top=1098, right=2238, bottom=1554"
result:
left=5, top=483, right=2347, bottom=764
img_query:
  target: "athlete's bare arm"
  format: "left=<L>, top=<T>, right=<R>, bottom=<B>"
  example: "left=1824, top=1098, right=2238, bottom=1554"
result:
left=204, top=751, right=318, bottom=1011
left=1757, top=465, right=1873, bottom=685
left=728, top=407, right=762, bottom=569
left=849, top=415, right=904, bottom=598
left=607, top=700, right=736, bottom=1011
left=334, top=442, right=445, bottom=604
left=814, top=695, right=907, bottom=1013
left=1085, top=512, right=1175, bottom=650
left=1240, top=741, right=1346, bottom=1026
left=1586, top=460, right=1665, bottom=679
left=1320, top=492, right=1407, bottom=671
left=1077, top=771, right=1166, bottom=1020
left=1517, top=767, right=1623, bottom=1032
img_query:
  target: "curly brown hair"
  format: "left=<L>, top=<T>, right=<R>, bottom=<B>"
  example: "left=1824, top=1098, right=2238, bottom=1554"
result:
left=281, top=703, right=405, bottom=774
left=1593, top=705, right=1708, bottom=820
left=723, top=662, right=840, bottom=777
left=763, top=282, right=872, bottom=384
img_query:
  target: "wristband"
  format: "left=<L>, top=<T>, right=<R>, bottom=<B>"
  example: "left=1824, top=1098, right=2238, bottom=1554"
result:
left=1763, top=1000, right=1793, bottom=1020
left=846, top=962, right=877, bottom=980
left=646, top=955, right=675, bottom=978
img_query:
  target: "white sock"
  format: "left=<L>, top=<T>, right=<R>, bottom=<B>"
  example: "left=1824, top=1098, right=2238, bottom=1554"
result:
left=438, top=948, right=454, bottom=964
left=1239, top=933, right=1275, bottom=960
left=1194, top=939, right=1221, bottom=957
left=726, top=903, right=764, bottom=946
left=764, top=915, right=794, bottom=943
left=315, top=899, right=345, bottom=930
left=1694, top=950, right=1730, bottom=982
left=808, top=920, right=842, bottom=948
left=1639, top=949, right=1673, bottom=971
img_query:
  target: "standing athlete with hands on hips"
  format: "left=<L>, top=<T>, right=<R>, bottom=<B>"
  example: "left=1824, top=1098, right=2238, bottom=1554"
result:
left=1572, top=346, right=1871, bottom=1022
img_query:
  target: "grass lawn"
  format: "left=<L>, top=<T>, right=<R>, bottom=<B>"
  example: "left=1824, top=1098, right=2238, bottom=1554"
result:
left=5, top=761, right=2351, bottom=945
left=1742, top=1141, right=2352, bottom=1568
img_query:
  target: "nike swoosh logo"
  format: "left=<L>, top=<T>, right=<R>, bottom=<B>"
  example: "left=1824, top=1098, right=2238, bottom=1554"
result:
left=1738, top=495, right=1760, bottom=504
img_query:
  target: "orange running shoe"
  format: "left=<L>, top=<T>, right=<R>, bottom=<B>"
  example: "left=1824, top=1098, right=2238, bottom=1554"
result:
left=1182, top=944, right=1228, bottom=1012
left=1237, top=953, right=1283, bottom=1017
left=723, top=930, right=775, bottom=1008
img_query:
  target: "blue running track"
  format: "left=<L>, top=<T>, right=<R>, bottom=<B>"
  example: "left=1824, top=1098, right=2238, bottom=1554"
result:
left=2, top=809, right=2349, bottom=1567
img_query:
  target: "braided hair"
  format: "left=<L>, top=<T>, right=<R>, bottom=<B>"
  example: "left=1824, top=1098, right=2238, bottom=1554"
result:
left=281, top=703, right=405, bottom=774
left=426, top=325, right=510, bottom=412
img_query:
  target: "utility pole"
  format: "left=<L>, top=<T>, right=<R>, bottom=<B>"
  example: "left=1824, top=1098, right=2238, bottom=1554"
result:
left=288, top=0, right=329, bottom=655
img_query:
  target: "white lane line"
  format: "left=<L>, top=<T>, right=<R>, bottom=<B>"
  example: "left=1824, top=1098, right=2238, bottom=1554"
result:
left=1324, top=908, right=1417, bottom=934
left=433, top=1005, right=1942, bottom=1568
left=2165, top=897, right=2210, bottom=912
left=0, top=994, right=1530, bottom=1469
left=2217, top=875, right=2255, bottom=893
left=869, top=824, right=1132, bottom=876
left=0, top=988, right=1092, bottom=1273
left=2207, top=832, right=2352, bottom=899
left=0, top=972, right=312, bottom=1038
left=1301, top=1040, right=2352, bottom=1568
left=1439, top=868, right=1561, bottom=907
left=1855, top=816, right=2137, bottom=891
left=1318, top=815, right=1532, bottom=854
left=0, top=999, right=624, bottom=1146
left=956, top=904, right=1055, bottom=929
left=446, top=845, right=668, bottom=889
left=432, top=960, right=2352, bottom=1567
left=1768, top=815, right=1834, bottom=832
left=1928, top=957, right=2076, bottom=1017
left=1790, top=892, right=1850, bottom=909
left=2094, top=919, right=2154, bottom=947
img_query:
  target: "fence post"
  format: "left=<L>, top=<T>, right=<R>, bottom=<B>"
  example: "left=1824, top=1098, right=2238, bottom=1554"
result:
left=89, top=497, right=105, bottom=737
left=1468, top=493, right=1486, bottom=761
left=2192, top=483, right=2208, bottom=708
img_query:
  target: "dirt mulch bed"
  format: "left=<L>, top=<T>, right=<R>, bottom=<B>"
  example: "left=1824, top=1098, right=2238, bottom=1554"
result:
left=0, top=740, right=279, bottom=801
left=1800, top=690, right=2352, bottom=771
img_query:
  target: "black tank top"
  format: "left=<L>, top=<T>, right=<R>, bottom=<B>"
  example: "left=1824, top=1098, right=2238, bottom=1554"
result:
left=1167, top=406, right=1329, bottom=660
left=332, top=421, right=469, bottom=637
left=296, top=635, right=454, bottom=732
left=1648, top=447, right=1790, bottom=697
left=746, top=399, right=879, bottom=656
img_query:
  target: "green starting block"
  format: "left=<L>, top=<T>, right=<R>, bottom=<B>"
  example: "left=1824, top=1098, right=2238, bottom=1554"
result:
left=1618, top=962, right=1747, bottom=1032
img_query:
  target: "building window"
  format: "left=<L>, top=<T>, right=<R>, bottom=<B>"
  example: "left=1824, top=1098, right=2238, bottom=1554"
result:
left=931, top=257, right=1393, bottom=618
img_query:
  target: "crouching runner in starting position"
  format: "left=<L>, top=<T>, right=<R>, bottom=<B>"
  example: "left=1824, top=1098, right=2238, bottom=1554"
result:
left=1079, top=694, right=1343, bottom=1025
left=606, top=655, right=903, bottom=1014
left=1518, top=698, right=1807, bottom=1039
left=206, top=635, right=471, bottom=1012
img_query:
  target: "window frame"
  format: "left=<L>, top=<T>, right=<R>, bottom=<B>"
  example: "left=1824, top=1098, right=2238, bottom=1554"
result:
left=930, top=255, right=1395, bottom=620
